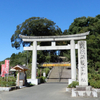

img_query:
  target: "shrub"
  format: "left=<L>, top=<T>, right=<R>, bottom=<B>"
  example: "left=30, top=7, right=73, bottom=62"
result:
left=26, top=64, right=31, bottom=78
left=36, top=68, right=50, bottom=77
left=89, top=79, right=100, bottom=88
left=67, top=81, right=79, bottom=88
left=88, top=73, right=92, bottom=80
left=43, top=68, right=50, bottom=76
left=95, top=62, right=100, bottom=70
left=90, top=73, right=100, bottom=80
left=95, top=74, right=100, bottom=80
left=41, top=76, right=46, bottom=83
left=89, top=79, right=95, bottom=87
left=98, top=68, right=100, bottom=74
left=0, top=76, right=16, bottom=87
left=88, top=67, right=97, bottom=73
left=37, top=76, right=46, bottom=83
left=37, top=69, right=40, bottom=77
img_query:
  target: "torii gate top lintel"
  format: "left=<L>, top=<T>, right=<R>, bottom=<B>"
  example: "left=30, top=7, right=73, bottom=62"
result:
left=19, top=31, right=90, bottom=42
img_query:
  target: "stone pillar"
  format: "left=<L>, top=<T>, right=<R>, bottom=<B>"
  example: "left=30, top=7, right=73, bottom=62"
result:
left=71, top=41, right=96, bottom=97
left=69, top=39, right=76, bottom=83
left=32, top=40, right=37, bottom=79
left=78, top=41, right=88, bottom=86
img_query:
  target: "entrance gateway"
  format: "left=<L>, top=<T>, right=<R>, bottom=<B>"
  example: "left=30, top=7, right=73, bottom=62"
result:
left=19, top=31, right=89, bottom=85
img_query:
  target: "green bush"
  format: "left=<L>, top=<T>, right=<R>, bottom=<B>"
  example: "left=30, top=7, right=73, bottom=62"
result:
left=36, top=68, right=50, bottom=77
left=26, top=64, right=31, bottom=79
left=67, top=81, right=79, bottom=88
left=88, top=67, right=97, bottom=74
left=95, top=74, right=100, bottom=80
left=41, top=76, right=46, bottom=83
left=37, top=76, right=46, bottom=83
left=43, top=68, right=50, bottom=76
left=95, top=62, right=100, bottom=70
left=98, top=68, right=100, bottom=74
left=88, top=73, right=92, bottom=80
left=90, top=73, right=100, bottom=80
left=89, top=79, right=100, bottom=88
left=0, top=76, right=16, bottom=87
left=89, top=79, right=95, bottom=87
left=37, top=69, right=40, bottom=77
left=37, top=69, right=44, bottom=77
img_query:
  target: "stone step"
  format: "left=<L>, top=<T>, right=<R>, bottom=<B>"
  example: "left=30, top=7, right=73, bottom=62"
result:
left=47, top=67, right=71, bottom=83
left=47, top=79, right=60, bottom=82
left=60, top=79, right=68, bottom=83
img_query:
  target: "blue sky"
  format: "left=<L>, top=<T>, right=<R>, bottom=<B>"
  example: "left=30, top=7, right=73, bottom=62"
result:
left=0, top=0, right=100, bottom=61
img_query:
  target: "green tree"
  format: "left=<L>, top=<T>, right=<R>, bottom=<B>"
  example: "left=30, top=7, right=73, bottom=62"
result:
left=63, top=15, right=100, bottom=70
left=11, top=17, right=62, bottom=63
left=11, top=17, right=62, bottom=49
left=10, top=51, right=32, bottom=67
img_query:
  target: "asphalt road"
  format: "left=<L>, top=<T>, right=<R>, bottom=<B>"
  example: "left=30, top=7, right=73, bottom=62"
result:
left=0, top=83, right=100, bottom=100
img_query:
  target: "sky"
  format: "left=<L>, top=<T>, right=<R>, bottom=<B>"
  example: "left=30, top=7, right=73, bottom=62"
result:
left=0, top=0, right=100, bottom=61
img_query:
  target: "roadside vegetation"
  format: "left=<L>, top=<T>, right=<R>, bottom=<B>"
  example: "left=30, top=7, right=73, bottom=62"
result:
left=67, top=81, right=79, bottom=88
left=0, top=77, right=16, bottom=87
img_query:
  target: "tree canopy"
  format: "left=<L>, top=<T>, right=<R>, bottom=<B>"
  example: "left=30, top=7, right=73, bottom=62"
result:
left=62, top=15, right=100, bottom=70
left=10, top=17, right=63, bottom=64
left=11, top=17, right=62, bottom=49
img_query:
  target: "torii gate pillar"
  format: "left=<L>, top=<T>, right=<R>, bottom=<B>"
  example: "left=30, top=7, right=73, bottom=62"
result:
left=68, top=39, right=76, bottom=84
left=32, top=41, right=37, bottom=79
left=27, top=40, right=38, bottom=85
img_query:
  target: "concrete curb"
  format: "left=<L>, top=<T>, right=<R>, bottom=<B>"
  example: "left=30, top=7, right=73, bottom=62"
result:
left=0, top=86, right=20, bottom=91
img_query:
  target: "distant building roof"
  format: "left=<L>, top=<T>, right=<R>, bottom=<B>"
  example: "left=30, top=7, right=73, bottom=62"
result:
left=11, top=65, right=28, bottom=71
left=10, top=68, right=16, bottom=71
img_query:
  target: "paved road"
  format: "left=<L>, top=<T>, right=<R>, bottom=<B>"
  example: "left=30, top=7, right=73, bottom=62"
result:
left=0, top=83, right=100, bottom=100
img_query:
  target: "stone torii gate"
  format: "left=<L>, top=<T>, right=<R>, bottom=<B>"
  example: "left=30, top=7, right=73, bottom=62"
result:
left=19, top=31, right=89, bottom=85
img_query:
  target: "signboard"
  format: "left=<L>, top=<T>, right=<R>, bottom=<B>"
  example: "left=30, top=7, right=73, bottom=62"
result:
left=42, top=63, right=71, bottom=67
left=78, top=41, right=88, bottom=86
left=1, top=60, right=9, bottom=77
left=5, top=60, right=9, bottom=74
left=1, top=64, right=5, bottom=77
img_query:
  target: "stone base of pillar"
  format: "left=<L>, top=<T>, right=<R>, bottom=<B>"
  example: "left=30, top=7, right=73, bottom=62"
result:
left=27, top=79, right=38, bottom=85
left=68, top=79, right=76, bottom=85
left=76, top=86, right=92, bottom=91
left=72, top=86, right=98, bottom=97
